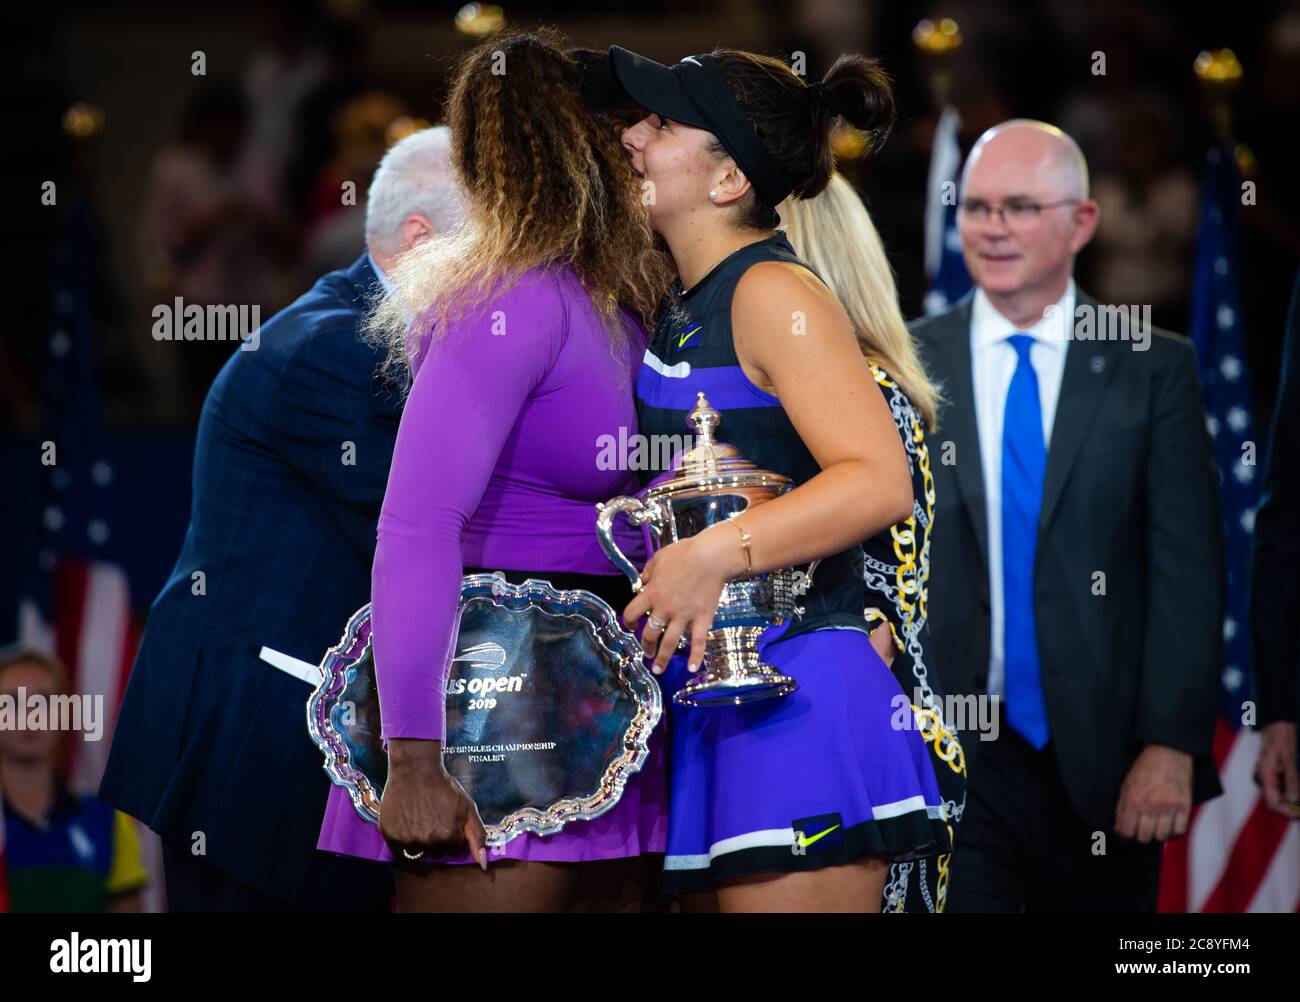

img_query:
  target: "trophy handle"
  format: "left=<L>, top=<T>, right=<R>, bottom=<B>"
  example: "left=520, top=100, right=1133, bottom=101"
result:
left=596, top=496, right=658, bottom=588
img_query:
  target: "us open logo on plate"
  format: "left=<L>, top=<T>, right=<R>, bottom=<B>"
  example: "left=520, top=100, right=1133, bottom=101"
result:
left=446, top=642, right=525, bottom=700
left=453, top=641, right=508, bottom=671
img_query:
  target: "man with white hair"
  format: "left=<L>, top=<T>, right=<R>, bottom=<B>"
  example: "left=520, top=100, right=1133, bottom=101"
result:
left=912, top=120, right=1224, bottom=911
left=100, top=127, right=462, bottom=912
left=364, top=125, right=464, bottom=281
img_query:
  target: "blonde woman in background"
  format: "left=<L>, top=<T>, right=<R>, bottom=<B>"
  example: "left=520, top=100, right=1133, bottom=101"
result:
left=780, top=174, right=966, bottom=913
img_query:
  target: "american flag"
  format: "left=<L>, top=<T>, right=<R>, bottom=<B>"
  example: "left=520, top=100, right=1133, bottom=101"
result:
left=14, top=199, right=162, bottom=909
left=1157, top=146, right=1300, bottom=912
left=922, top=105, right=972, bottom=316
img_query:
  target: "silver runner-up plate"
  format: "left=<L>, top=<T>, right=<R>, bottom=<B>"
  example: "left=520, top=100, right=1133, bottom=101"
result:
left=307, top=574, right=661, bottom=848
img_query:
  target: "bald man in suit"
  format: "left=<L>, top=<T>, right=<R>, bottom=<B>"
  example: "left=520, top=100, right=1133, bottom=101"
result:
left=911, top=120, right=1224, bottom=911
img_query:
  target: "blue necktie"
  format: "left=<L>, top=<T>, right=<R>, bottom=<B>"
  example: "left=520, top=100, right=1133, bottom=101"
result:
left=1002, top=334, right=1050, bottom=749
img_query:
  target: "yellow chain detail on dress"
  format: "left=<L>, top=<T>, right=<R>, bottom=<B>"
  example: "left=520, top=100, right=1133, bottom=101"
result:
left=935, top=843, right=952, bottom=912
left=915, top=409, right=936, bottom=626
left=873, top=364, right=965, bottom=914
left=869, top=365, right=934, bottom=635
left=865, top=607, right=903, bottom=652
left=911, top=703, right=965, bottom=776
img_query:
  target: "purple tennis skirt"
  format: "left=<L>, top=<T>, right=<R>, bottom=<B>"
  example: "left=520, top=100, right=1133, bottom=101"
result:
left=317, top=719, right=668, bottom=865
left=658, top=620, right=952, bottom=895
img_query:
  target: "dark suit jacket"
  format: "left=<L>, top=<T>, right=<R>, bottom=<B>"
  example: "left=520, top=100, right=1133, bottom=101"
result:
left=1251, top=269, right=1300, bottom=743
left=911, top=289, right=1225, bottom=830
left=99, top=255, right=398, bottom=909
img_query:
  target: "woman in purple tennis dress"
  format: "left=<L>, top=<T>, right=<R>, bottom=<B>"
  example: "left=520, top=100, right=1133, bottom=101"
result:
left=317, top=31, right=675, bottom=911
left=610, top=46, right=951, bottom=910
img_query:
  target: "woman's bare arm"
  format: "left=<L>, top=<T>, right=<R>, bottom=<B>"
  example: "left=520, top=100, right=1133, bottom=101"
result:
left=719, top=259, right=913, bottom=570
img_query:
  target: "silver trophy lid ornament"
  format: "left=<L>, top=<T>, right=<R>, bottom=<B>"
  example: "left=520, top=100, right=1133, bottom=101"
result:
left=597, top=392, right=802, bottom=707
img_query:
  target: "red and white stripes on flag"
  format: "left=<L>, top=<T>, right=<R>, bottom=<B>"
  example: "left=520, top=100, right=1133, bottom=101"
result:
left=1157, top=145, right=1300, bottom=914
left=1159, top=719, right=1300, bottom=912
left=61, top=562, right=133, bottom=794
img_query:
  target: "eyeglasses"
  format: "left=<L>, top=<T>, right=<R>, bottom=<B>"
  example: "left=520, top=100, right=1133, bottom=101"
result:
left=958, top=198, right=1082, bottom=227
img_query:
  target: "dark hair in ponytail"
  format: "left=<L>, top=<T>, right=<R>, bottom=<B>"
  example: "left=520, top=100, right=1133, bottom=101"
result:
left=706, top=50, right=895, bottom=229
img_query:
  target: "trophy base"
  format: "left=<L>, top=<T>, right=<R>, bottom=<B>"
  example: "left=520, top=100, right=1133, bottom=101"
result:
left=674, top=669, right=798, bottom=707
left=672, top=625, right=798, bottom=708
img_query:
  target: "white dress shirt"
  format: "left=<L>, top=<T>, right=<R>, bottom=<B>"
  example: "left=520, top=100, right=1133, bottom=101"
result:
left=970, top=279, right=1074, bottom=697
left=367, top=251, right=396, bottom=298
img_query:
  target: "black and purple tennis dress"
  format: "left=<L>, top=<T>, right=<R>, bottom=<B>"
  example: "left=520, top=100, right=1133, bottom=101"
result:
left=636, top=232, right=951, bottom=894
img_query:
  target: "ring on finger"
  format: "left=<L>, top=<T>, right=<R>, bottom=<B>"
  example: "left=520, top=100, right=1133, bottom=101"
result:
left=647, top=614, right=666, bottom=630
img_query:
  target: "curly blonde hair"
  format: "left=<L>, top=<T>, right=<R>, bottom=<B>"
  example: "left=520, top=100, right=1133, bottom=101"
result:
left=366, top=28, right=674, bottom=385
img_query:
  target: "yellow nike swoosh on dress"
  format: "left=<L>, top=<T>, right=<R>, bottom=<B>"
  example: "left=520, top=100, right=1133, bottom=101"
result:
left=795, top=823, right=841, bottom=848
left=676, top=327, right=701, bottom=348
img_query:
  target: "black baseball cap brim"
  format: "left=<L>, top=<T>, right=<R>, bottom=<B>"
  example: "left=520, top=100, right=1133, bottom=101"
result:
left=606, top=45, right=796, bottom=207
left=607, top=46, right=712, bottom=130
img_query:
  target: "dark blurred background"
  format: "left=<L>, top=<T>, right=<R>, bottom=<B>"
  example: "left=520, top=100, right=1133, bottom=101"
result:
left=3, top=0, right=1297, bottom=648
left=7, top=1, right=1299, bottom=439
left=6, top=0, right=1300, bottom=659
